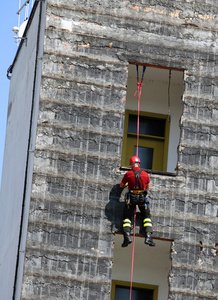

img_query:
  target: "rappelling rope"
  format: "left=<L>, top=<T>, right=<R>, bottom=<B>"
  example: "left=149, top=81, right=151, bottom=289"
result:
left=167, top=69, right=172, bottom=122
left=129, top=207, right=136, bottom=300
left=134, top=65, right=146, bottom=156
left=129, top=65, right=146, bottom=300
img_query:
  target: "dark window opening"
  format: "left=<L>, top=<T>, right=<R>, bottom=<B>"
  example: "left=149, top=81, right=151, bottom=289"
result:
left=128, top=114, right=166, bottom=137
left=115, top=285, right=153, bottom=300
left=135, top=146, right=153, bottom=170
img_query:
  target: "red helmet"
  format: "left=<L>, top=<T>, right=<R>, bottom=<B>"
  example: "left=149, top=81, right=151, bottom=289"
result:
left=129, top=156, right=141, bottom=165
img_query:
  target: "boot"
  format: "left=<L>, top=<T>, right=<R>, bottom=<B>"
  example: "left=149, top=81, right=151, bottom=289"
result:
left=144, top=233, right=155, bottom=247
left=122, top=232, right=132, bottom=247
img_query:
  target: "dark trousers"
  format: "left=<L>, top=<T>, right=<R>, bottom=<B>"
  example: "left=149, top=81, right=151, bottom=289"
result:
left=123, top=199, right=153, bottom=235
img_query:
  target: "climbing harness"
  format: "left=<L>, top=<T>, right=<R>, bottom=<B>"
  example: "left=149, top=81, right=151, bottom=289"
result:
left=134, top=65, right=146, bottom=157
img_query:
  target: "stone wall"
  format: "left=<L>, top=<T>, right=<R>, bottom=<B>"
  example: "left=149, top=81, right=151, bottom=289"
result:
left=21, top=0, right=218, bottom=299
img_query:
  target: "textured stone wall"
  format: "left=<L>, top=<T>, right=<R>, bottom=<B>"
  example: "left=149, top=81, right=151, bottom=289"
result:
left=21, top=0, right=218, bottom=299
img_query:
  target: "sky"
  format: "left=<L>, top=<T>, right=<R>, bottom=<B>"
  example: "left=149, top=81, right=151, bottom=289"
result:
left=0, top=2, right=32, bottom=187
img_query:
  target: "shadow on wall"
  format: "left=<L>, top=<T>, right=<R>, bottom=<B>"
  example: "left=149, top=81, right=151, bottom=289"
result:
left=105, top=184, right=145, bottom=235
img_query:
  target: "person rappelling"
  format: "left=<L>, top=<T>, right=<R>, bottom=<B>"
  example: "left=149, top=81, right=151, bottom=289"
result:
left=120, top=156, right=155, bottom=247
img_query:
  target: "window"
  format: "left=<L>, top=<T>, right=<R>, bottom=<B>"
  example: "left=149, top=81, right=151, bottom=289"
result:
left=110, top=235, right=172, bottom=300
left=122, top=110, right=170, bottom=171
left=111, top=280, right=158, bottom=300
left=121, top=64, right=184, bottom=173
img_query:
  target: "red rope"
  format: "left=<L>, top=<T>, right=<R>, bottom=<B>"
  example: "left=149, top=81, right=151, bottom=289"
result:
left=134, top=79, right=142, bottom=157
left=134, top=66, right=145, bottom=156
left=129, top=66, right=146, bottom=300
left=129, top=207, right=136, bottom=300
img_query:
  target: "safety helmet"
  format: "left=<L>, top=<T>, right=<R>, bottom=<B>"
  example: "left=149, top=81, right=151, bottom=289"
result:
left=129, top=156, right=141, bottom=165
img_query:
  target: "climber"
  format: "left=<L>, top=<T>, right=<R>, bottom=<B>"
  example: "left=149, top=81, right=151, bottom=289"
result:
left=120, top=156, right=155, bottom=247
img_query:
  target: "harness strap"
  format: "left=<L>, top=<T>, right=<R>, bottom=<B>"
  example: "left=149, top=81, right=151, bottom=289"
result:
left=130, top=190, right=144, bottom=194
left=132, top=169, right=145, bottom=190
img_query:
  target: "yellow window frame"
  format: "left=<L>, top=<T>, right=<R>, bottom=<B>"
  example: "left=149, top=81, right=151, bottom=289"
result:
left=111, top=280, right=159, bottom=300
left=121, top=110, right=170, bottom=172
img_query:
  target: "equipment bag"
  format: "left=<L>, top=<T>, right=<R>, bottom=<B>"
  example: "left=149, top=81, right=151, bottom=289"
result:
left=129, top=191, right=147, bottom=205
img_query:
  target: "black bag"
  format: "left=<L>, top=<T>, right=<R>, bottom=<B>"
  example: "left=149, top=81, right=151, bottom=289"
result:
left=129, top=191, right=147, bottom=205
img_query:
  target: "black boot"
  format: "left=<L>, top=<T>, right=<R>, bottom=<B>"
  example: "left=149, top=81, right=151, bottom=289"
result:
left=144, top=233, right=155, bottom=247
left=122, top=232, right=132, bottom=247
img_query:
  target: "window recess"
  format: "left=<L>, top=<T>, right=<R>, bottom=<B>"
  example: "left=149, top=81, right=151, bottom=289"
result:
left=121, top=64, right=184, bottom=173
left=110, top=235, right=172, bottom=300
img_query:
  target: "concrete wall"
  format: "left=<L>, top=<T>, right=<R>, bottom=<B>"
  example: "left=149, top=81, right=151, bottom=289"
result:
left=0, top=2, right=46, bottom=299
left=1, top=0, right=217, bottom=299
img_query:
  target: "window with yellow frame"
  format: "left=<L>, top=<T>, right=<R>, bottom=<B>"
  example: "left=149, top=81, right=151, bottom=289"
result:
left=121, top=110, right=170, bottom=172
left=111, top=280, right=158, bottom=300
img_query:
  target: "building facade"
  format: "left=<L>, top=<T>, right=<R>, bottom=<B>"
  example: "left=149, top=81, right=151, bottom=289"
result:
left=0, top=0, right=217, bottom=299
